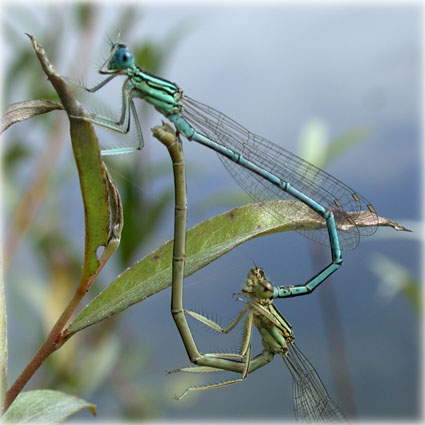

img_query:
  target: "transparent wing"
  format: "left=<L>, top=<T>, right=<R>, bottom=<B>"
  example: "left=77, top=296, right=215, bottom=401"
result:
left=182, top=96, right=378, bottom=251
left=282, top=343, right=346, bottom=423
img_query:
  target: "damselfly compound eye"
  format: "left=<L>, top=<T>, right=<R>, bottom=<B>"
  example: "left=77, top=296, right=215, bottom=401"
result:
left=108, top=45, right=135, bottom=70
left=116, top=48, right=134, bottom=68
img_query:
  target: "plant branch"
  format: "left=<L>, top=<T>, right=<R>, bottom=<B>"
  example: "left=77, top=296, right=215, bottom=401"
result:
left=3, top=16, right=98, bottom=271
left=3, top=35, right=121, bottom=412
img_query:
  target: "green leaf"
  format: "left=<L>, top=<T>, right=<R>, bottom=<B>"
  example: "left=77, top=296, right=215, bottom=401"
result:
left=27, top=34, right=111, bottom=279
left=66, top=201, right=294, bottom=335
left=66, top=200, right=397, bottom=336
left=3, top=390, right=96, bottom=423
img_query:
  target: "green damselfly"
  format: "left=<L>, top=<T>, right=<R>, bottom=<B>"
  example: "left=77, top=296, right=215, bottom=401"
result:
left=171, top=266, right=346, bottom=422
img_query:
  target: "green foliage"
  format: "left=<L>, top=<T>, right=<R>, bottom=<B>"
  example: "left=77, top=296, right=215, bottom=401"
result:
left=370, top=254, right=421, bottom=314
left=298, top=118, right=372, bottom=169
left=2, top=6, right=413, bottom=423
left=114, top=161, right=174, bottom=267
left=1, top=6, right=198, bottom=421
left=68, top=200, right=312, bottom=335
left=3, top=390, right=96, bottom=423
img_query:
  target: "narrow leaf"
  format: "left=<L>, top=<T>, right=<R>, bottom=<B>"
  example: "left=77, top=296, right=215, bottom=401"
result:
left=1, top=100, right=63, bottom=134
left=28, top=34, right=111, bottom=279
left=3, top=390, right=95, bottom=423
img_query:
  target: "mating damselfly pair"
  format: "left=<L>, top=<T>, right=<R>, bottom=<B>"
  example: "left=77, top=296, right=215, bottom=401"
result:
left=70, top=36, right=379, bottom=421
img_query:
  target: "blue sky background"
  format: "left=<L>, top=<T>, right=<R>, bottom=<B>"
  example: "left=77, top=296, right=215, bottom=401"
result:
left=3, top=3, right=421, bottom=422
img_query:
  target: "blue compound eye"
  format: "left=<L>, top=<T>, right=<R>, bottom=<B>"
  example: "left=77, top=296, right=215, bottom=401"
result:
left=116, top=48, right=134, bottom=68
left=108, top=44, right=135, bottom=70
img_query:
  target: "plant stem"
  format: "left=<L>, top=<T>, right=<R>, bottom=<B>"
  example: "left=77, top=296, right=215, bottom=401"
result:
left=3, top=34, right=121, bottom=413
left=4, top=285, right=85, bottom=411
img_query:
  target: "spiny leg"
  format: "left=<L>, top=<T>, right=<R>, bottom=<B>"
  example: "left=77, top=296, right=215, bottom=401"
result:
left=77, top=80, right=133, bottom=133
left=97, top=94, right=144, bottom=156
left=65, top=44, right=121, bottom=94
left=184, top=307, right=253, bottom=361
left=65, top=73, right=119, bottom=94
left=172, top=338, right=253, bottom=400
left=172, top=346, right=276, bottom=400
left=130, top=97, right=144, bottom=150
left=185, top=305, right=249, bottom=334
left=70, top=78, right=144, bottom=154
left=170, top=313, right=256, bottom=400
left=171, top=349, right=275, bottom=376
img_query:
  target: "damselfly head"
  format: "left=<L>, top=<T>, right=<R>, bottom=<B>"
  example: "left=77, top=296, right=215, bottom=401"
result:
left=242, top=267, right=273, bottom=300
left=242, top=266, right=274, bottom=300
left=255, top=278, right=274, bottom=300
left=107, top=43, right=135, bottom=71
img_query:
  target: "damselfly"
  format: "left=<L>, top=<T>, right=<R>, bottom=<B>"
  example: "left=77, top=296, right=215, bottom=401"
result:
left=171, top=266, right=346, bottom=423
left=72, top=39, right=378, bottom=297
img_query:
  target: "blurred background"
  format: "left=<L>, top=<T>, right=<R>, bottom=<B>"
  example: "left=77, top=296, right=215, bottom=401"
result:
left=2, top=3, right=421, bottom=422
